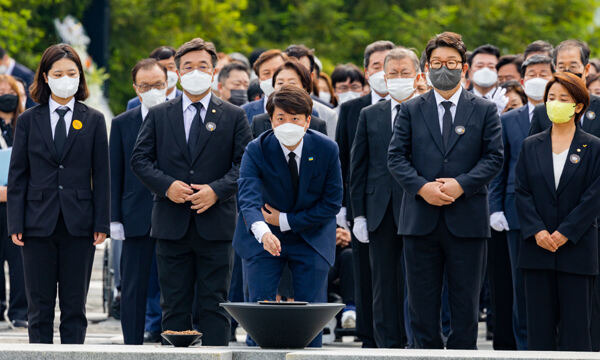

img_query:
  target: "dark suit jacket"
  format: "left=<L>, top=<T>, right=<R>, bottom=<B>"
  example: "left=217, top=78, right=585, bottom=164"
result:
left=529, top=95, right=600, bottom=137
left=10, top=62, right=35, bottom=108
left=335, top=94, right=372, bottom=220
left=110, top=106, right=153, bottom=238
left=350, top=100, right=403, bottom=231
left=131, top=95, right=252, bottom=241
left=233, top=130, right=342, bottom=265
left=250, top=112, right=327, bottom=139
left=515, top=127, right=600, bottom=275
left=7, top=102, right=110, bottom=237
left=126, top=89, right=182, bottom=111
left=387, top=89, right=503, bottom=238
left=489, top=105, right=531, bottom=230
left=241, top=97, right=265, bottom=124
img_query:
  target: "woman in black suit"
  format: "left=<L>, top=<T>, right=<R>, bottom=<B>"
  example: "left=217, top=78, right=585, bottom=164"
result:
left=6, top=44, right=110, bottom=344
left=516, top=71, right=600, bottom=351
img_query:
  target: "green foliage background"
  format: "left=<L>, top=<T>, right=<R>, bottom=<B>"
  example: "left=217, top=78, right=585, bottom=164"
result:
left=2, top=0, right=599, bottom=114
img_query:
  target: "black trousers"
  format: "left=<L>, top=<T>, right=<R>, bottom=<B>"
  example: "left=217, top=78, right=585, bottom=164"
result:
left=156, top=221, right=233, bottom=346
left=328, top=246, right=355, bottom=304
left=369, top=203, right=406, bottom=348
left=0, top=203, right=27, bottom=321
left=487, top=229, right=516, bottom=350
left=351, top=231, right=376, bottom=347
left=119, top=234, right=156, bottom=344
left=21, top=215, right=95, bottom=344
left=404, top=216, right=486, bottom=349
left=591, top=230, right=600, bottom=351
left=524, top=269, right=593, bottom=351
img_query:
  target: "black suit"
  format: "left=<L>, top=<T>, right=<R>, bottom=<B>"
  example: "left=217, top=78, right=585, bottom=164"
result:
left=335, top=94, right=375, bottom=347
left=131, top=94, right=252, bottom=345
left=388, top=89, right=503, bottom=349
left=9, top=62, right=35, bottom=108
left=110, top=106, right=155, bottom=344
left=250, top=112, right=327, bottom=139
left=515, top=127, right=600, bottom=351
left=350, top=99, right=406, bottom=348
left=8, top=102, right=110, bottom=343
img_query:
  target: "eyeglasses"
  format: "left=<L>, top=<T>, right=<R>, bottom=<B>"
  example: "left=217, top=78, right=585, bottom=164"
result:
left=135, top=82, right=167, bottom=93
left=429, top=60, right=463, bottom=70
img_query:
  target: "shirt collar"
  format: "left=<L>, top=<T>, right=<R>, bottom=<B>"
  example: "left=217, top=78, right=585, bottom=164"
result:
left=182, top=91, right=212, bottom=112
left=371, top=90, right=390, bottom=104
left=472, top=86, right=496, bottom=99
left=141, top=103, right=149, bottom=120
left=391, top=98, right=401, bottom=112
left=280, top=138, right=304, bottom=160
left=434, top=86, right=462, bottom=108
left=49, top=96, right=75, bottom=114
left=528, top=102, right=536, bottom=115
left=166, top=88, right=177, bottom=101
left=6, top=58, right=15, bottom=75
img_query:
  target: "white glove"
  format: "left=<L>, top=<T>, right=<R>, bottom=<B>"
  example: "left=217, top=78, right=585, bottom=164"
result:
left=352, top=216, right=369, bottom=243
left=490, top=212, right=509, bottom=232
left=490, top=87, right=509, bottom=116
left=336, top=207, right=350, bottom=231
left=110, top=222, right=126, bottom=240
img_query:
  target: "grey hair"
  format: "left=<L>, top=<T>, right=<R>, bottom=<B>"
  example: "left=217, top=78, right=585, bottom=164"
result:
left=384, top=47, right=420, bottom=74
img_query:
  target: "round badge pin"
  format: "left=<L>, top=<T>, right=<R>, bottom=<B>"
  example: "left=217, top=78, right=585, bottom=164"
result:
left=570, top=154, right=580, bottom=164
left=72, top=120, right=82, bottom=130
left=587, top=111, right=596, bottom=120
left=206, top=122, right=216, bottom=132
left=455, top=126, right=465, bottom=135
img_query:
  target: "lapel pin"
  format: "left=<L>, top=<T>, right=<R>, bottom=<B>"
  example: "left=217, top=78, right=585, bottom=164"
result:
left=583, top=144, right=588, bottom=147
left=455, top=126, right=465, bottom=135
left=570, top=154, right=581, bottom=164
left=206, top=122, right=216, bottom=132
left=211, top=109, right=216, bottom=114
left=72, top=120, right=82, bottom=130
left=308, top=157, right=314, bottom=161
left=577, top=148, right=581, bottom=152
left=587, top=111, right=596, bottom=120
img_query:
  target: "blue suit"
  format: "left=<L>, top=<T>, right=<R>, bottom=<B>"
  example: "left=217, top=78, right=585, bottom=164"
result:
left=126, top=90, right=182, bottom=111
left=241, top=98, right=265, bottom=124
left=489, top=105, right=530, bottom=349
left=234, top=129, right=342, bottom=346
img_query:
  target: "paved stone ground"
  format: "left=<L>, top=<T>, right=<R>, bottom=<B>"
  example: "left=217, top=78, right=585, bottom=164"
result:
left=0, top=244, right=493, bottom=349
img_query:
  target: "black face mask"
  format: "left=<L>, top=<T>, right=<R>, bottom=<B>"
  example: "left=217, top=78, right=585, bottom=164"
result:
left=0, top=94, right=18, bottom=113
left=566, top=70, right=583, bottom=78
left=228, top=89, right=248, bottom=106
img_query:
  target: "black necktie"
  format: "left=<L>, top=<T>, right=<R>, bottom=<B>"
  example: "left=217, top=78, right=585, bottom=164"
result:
left=288, top=152, right=299, bottom=199
left=188, top=102, right=203, bottom=156
left=54, top=108, right=68, bottom=155
left=441, top=101, right=453, bottom=150
left=393, top=104, right=401, bottom=127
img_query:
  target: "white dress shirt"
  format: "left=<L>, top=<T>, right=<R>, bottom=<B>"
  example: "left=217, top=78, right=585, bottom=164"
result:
left=250, top=139, right=304, bottom=243
left=552, top=149, right=569, bottom=190
left=182, top=92, right=212, bottom=141
left=433, top=87, right=463, bottom=134
left=141, top=104, right=149, bottom=121
left=49, top=96, right=75, bottom=139
left=166, top=87, right=178, bottom=101
left=472, top=86, right=496, bottom=99
left=5, top=58, right=15, bottom=76
left=371, top=90, right=390, bottom=105
left=527, top=102, right=536, bottom=122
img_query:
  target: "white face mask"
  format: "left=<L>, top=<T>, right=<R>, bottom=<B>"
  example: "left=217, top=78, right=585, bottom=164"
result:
left=472, top=68, right=498, bottom=88
left=167, top=71, right=178, bottom=89
left=139, top=88, right=167, bottom=108
left=180, top=70, right=212, bottom=95
left=47, top=75, right=80, bottom=99
left=319, top=92, right=331, bottom=104
left=368, top=71, right=388, bottom=94
left=273, top=122, right=307, bottom=147
left=211, top=76, right=219, bottom=91
left=523, top=77, right=549, bottom=101
left=386, top=77, right=415, bottom=101
left=260, top=78, right=275, bottom=98
left=0, top=65, right=7, bottom=75
left=337, top=91, right=361, bottom=105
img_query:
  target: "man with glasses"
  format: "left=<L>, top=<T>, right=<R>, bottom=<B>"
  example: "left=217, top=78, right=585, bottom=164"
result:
left=131, top=38, right=252, bottom=345
left=388, top=32, right=503, bottom=349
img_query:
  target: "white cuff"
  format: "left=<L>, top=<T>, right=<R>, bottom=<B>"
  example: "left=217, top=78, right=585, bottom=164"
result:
left=354, top=216, right=366, bottom=222
left=279, top=212, right=291, bottom=232
left=251, top=221, right=271, bottom=243
left=110, top=222, right=125, bottom=241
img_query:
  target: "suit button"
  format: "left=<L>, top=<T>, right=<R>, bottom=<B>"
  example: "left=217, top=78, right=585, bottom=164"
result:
left=59, top=165, right=64, bottom=169
left=443, top=159, right=448, bottom=163
left=189, top=170, right=194, bottom=175
left=58, top=185, right=63, bottom=190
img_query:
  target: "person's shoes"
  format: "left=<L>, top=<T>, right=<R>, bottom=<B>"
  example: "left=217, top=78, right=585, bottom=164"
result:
left=486, top=329, right=494, bottom=341
left=341, top=307, right=356, bottom=329
left=143, top=331, right=161, bottom=343
left=4, top=313, right=27, bottom=329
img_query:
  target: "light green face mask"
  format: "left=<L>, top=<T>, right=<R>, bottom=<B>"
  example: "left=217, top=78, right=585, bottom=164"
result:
left=546, top=100, right=576, bottom=124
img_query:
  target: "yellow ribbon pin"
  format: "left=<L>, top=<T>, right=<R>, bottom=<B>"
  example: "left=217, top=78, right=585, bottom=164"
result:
left=72, top=120, right=83, bottom=130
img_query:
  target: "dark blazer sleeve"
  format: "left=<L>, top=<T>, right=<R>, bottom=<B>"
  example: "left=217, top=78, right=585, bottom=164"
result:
left=237, top=143, right=266, bottom=232
left=6, top=112, right=30, bottom=235
left=250, top=116, right=264, bottom=139
left=315, top=118, right=327, bottom=136
left=335, top=104, right=351, bottom=207
left=349, top=108, right=368, bottom=218
left=387, top=102, right=429, bottom=196
left=489, top=115, right=510, bottom=213
left=208, top=109, right=252, bottom=202
left=109, top=119, right=123, bottom=222
left=455, top=102, right=503, bottom=197
left=131, top=109, right=177, bottom=197
left=515, top=143, right=547, bottom=240
left=92, top=114, right=111, bottom=235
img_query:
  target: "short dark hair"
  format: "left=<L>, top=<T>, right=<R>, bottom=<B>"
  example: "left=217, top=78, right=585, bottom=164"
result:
left=586, top=73, right=600, bottom=88
left=252, top=49, right=287, bottom=76
left=468, top=44, right=500, bottom=67
left=331, top=64, right=365, bottom=88
left=266, top=84, right=313, bottom=118
left=364, top=40, right=395, bottom=69
left=218, top=62, right=250, bottom=84
left=0, top=46, right=5, bottom=59
left=496, top=55, right=523, bottom=74
left=553, top=39, right=590, bottom=66
left=30, top=43, right=89, bottom=104
left=544, top=72, right=590, bottom=123
left=501, top=80, right=527, bottom=105
left=272, top=59, right=313, bottom=93
left=419, top=50, right=428, bottom=72
left=425, top=32, right=467, bottom=65
left=149, top=46, right=176, bottom=61
left=284, top=44, right=316, bottom=73
left=524, top=40, right=553, bottom=60
left=247, top=78, right=263, bottom=101
left=174, top=38, right=217, bottom=68
left=520, top=55, right=554, bottom=78
left=131, top=58, right=167, bottom=83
